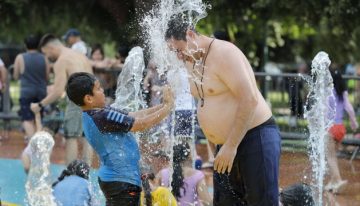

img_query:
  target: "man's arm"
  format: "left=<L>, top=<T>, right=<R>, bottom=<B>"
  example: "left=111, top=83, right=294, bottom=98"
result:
left=13, top=54, right=23, bottom=80
left=40, top=60, right=67, bottom=106
left=45, top=57, right=51, bottom=82
left=0, top=64, right=7, bottom=92
left=214, top=45, right=258, bottom=173
left=31, top=60, right=67, bottom=113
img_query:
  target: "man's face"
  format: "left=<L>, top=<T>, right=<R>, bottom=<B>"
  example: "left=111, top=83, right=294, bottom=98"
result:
left=41, top=45, right=58, bottom=62
left=167, top=31, right=199, bottom=63
left=167, top=38, right=189, bottom=61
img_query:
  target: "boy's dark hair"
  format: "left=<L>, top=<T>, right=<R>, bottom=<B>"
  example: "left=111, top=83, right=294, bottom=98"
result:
left=52, top=159, right=90, bottom=187
left=165, top=13, right=195, bottom=41
left=66, top=72, right=97, bottom=106
left=24, top=35, right=40, bottom=50
left=39, top=33, right=58, bottom=48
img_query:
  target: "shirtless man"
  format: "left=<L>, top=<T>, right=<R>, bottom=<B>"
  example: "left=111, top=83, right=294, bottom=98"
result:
left=31, top=34, right=93, bottom=166
left=165, top=15, right=281, bottom=205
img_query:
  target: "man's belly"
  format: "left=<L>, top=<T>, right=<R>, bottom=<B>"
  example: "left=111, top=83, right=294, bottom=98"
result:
left=197, top=95, right=272, bottom=145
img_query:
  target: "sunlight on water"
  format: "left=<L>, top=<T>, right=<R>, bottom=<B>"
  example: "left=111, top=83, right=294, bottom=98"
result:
left=304, top=51, right=334, bottom=205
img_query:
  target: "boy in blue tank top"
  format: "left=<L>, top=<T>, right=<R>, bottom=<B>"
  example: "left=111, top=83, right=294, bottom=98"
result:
left=66, top=72, right=174, bottom=206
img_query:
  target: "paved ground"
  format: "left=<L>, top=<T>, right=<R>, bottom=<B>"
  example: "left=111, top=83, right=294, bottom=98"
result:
left=1, top=130, right=360, bottom=205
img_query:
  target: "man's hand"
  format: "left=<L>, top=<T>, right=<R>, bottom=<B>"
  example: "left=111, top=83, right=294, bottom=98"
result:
left=162, top=86, right=174, bottom=106
left=214, top=143, right=237, bottom=174
left=30, top=103, right=41, bottom=113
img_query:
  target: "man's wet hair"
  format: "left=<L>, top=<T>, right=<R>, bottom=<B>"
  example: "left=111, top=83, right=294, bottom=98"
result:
left=66, top=72, right=97, bottom=106
left=165, top=13, right=196, bottom=41
left=24, top=35, right=40, bottom=50
left=39, top=33, right=59, bottom=48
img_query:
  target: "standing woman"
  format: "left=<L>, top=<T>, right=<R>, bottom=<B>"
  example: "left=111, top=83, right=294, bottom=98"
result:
left=325, top=70, right=358, bottom=193
left=14, top=35, right=50, bottom=173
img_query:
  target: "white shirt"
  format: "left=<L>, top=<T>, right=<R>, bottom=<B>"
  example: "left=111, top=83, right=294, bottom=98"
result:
left=71, top=41, right=87, bottom=55
left=0, top=58, right=4, bottom=67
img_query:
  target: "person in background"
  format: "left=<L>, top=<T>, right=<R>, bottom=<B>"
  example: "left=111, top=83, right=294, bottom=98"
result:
left=201, top=161, right=214, bottom=196
left=0, top=57, right=8, bottom=140
left=117, top=45, right=130, bottom=65
left=0, top=57, right=7, bottom=94
left=63, top=28, right=88, bottom=56
left=141, top=166, right=177, bottom=206
left=354, top=63, right=360, bottom=112
left=13, top=35, right=50, bottom=172
left=31, top=34, right=94, bottom=166
left=52, top=160, right=93, bottom=206
left=325, top=70, right=358, bottom=193
left=90, top=44, right=116, bottom=104
left=157, top=142, right=212, bottom=206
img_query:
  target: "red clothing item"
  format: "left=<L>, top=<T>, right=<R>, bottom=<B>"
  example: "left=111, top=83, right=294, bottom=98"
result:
left=329, top=124, right=346, bottom=142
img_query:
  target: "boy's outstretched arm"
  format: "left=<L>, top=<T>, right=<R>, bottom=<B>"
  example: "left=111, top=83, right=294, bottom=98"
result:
left=130, top=87, right=174, bottom=132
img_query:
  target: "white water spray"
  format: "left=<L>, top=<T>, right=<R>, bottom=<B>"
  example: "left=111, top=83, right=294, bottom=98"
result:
left=141, top=0, right=209, bottom=196
left=304, top=51, right=335, bottom=205
left=25, top=131, right=56, bottom=206
left=111, top=46, right=146, bottom=112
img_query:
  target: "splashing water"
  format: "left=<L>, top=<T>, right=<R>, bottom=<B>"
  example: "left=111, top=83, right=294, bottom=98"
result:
left=111, top=46, right=146, bottom=112
left=304, top=51, right=335, bottom=205
left=25, top=131, right=56, bottom=206
left=141, top=0, right=210, bottom=76
left=141, top=0, right=209, bottom=198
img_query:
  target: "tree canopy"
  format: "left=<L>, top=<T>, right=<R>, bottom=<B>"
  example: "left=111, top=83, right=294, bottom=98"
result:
left=1, top=0, right=359, bottom=68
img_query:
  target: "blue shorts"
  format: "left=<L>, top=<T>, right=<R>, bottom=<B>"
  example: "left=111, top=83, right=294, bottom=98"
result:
left=19, top=96, right=44, bottom=121
left=169, top=110, right=194, bottom=137
left=213, top=117, right=281, bottom=206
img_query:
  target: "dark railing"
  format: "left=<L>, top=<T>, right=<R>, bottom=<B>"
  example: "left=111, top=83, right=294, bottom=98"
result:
left=0, top=70, right=360, bottom=141
left=255, top=72, right=360, bottom=140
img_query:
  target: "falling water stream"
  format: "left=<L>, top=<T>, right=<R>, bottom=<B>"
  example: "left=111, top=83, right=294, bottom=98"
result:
left=304, top=51, right=335, bottom=205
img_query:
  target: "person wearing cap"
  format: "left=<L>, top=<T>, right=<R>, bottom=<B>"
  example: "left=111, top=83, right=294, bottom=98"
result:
left=63, top=28, right=88, bottom=55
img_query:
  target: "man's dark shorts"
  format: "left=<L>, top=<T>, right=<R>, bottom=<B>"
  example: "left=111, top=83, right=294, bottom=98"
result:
left=170, top=110, right=194, bottom=137
left=19, top=96, right=44, bottom=121
left=213, top=117, right=281, bottom=206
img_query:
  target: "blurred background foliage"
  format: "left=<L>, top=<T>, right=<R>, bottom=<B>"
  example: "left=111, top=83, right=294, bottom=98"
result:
left=0, top=0, right=360, bottom=69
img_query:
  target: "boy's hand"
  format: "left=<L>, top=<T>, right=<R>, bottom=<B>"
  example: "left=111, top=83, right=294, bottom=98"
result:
left=162, top=86, right=174, bottom=106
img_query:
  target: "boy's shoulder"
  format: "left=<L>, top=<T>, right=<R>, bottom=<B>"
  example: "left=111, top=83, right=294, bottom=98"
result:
left=83, top=106, right=134, bottom=133
left=84, top=106, right=129, bottom=118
